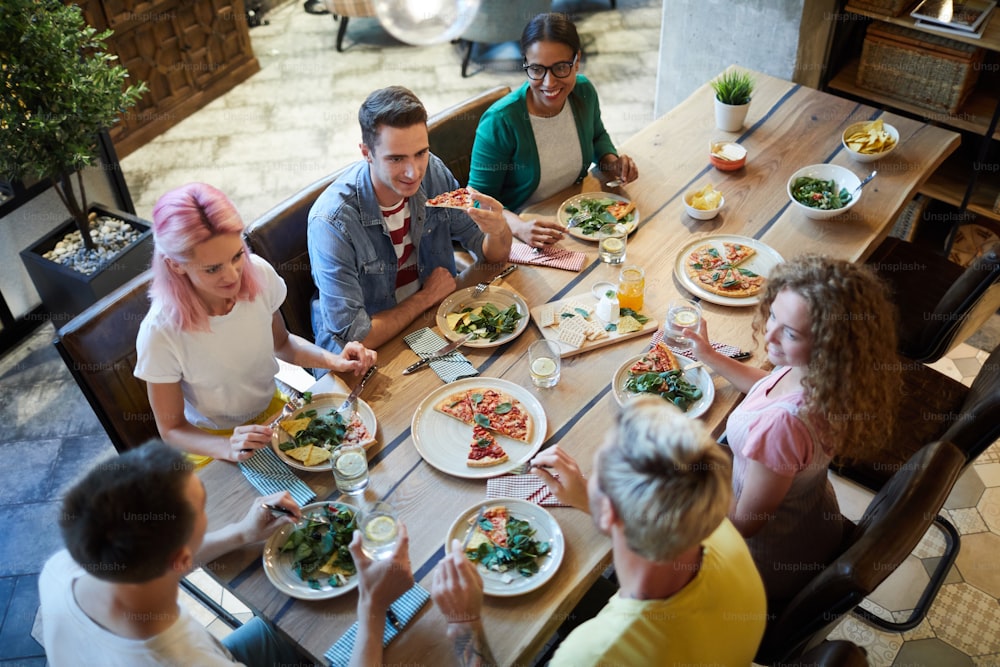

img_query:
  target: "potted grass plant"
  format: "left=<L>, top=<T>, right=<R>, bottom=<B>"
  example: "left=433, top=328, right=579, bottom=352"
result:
left=1, top=0, right=150, bottom=319
left=711, top=68, right=755, bottom=132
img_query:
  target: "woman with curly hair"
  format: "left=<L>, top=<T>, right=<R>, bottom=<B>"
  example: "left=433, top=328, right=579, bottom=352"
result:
left=686, top=254, right=900, bottom=605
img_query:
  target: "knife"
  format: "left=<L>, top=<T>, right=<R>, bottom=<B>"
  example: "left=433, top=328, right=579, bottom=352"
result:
left=403, top=333, right=474, bottom=375
left=337, top=365, right=377, bottom=412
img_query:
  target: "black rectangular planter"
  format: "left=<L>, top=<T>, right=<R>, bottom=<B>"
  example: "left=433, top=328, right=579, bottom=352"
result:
left=20, top=203, right=154, bottom=323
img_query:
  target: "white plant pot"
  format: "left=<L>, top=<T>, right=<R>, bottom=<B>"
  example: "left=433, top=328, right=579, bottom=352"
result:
left=714, top=98, right=750, bottom=132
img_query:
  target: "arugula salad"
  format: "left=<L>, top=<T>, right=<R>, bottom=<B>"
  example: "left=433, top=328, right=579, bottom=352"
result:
left=279, top=504, right=357, bottom=589
left=563, top=197, right=635, bottom=236
left=466, top=514, right=551, bottom=578
left=449, top=302, right=523, bottom=342
left=625, top=368, right=703, bottom=412
left=278, top=408, right=351, bottom=451
left=790, top=176, right=852, bottom=211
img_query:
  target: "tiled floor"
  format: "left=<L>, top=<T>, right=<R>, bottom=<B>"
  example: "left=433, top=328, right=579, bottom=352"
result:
left=3, top=1, right=1000, bottom=665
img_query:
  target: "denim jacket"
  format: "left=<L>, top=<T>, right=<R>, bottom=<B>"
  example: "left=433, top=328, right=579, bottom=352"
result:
left=308, top=155, right=486, bottom=352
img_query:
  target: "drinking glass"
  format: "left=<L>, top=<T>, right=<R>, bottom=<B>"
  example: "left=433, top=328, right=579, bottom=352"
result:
left=597, top=223, right=627, bottom=264
left=665, top=298, right=702, bottom=350
left=359, top=501, right=400, bottom=561
left=529, top=339, right=561, bottom=388
left=617, top=265, right=645, bottom=312
left=331, top=443, right=369, bottom=495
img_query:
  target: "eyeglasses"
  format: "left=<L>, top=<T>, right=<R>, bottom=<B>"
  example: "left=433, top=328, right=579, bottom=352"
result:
left=522, top=55, right=578, bottom=80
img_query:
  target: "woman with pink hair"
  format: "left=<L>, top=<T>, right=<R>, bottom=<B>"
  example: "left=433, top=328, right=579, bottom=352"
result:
left=135, top=183, right=375, bottom=465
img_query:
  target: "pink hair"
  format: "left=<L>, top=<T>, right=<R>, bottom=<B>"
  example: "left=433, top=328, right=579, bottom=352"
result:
left=149, top=183, right=263, bottom=332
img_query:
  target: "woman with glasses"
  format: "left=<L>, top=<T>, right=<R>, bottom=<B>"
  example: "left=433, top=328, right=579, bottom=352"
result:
left=468, top=12, right=638, bottom=248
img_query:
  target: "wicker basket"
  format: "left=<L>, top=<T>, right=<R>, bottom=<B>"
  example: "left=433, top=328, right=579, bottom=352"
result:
left=856, top=23, right=985, bottom=114
left=847, top=0, right=916, bottom=16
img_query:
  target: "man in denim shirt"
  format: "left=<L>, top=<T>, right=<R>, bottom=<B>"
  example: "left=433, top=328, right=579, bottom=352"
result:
left=308, top=86, right=512, bottom=353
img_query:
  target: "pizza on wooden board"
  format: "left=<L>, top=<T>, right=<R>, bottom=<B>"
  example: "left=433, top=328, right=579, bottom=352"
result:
left=427, top=187, right=474, bottom=209
left=685, top=241, right=765, bottom=298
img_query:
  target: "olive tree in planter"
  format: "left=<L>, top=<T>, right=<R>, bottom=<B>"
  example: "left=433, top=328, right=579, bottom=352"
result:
left=1, top=0, right=151, bottom=320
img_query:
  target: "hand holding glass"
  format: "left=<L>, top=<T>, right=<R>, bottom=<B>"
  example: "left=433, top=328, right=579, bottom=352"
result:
left=360, top=501, right=400, bottom=561
left=665, top=299, right=702, bottom=350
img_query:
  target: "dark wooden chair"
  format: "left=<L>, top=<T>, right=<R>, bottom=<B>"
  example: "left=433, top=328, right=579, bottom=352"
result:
left=755, top=441, right=965, bottom=664
left=867, top=237, right=1000, bottom=363
left=427, top=85, right=511, bottom=187
left=244, top=170, right=346, bottom=343
left=54, top=271, right=158, bottom=454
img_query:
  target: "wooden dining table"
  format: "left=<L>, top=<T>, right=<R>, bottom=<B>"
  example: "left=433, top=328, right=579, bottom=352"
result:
left=199, top=69, right=959, bottom=666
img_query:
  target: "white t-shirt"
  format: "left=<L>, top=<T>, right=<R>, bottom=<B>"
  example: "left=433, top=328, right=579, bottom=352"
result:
left=39, top=550, right=243, bottom=666
left=134, top=254, right=286, bottom=430
left=525, top=103, right=583, bottom=207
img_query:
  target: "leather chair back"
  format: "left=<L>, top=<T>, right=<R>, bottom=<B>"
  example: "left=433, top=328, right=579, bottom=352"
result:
left=55, top=272, right=158, bottom=453
left=245, top=170, right=344, bottom=342
left=756, top=440, right=965, bottom=665
left=427, top=86, right=511, bottom=187
left=941, top=340, right=1000, bottom=459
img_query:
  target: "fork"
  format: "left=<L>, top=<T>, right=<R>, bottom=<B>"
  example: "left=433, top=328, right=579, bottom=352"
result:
left=473, top=264, right=517, bottom=296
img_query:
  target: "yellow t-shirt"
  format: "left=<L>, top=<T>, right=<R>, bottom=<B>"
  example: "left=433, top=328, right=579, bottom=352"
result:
left=549, top=519, right=766, bottom=667
left=191, top=391, right=288, bottom=468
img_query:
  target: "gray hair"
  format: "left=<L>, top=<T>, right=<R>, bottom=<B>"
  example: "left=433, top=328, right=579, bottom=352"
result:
left=597, top=397, right=732, bottom=561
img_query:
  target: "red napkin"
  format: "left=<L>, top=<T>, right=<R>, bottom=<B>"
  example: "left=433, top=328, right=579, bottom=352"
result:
left=649, top=328, right=742, bottom=359
left=486, top=474, right=568, bottom=507
left=509, top=242, right=586, bottom=272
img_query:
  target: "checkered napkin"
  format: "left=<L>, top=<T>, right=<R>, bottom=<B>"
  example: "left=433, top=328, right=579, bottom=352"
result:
left=404, top=327, right=479, bottom=383
left=509, top=242, right=586, bottom=272
left=238, top=446, right=316, bottom=507
left=324, top=583, right=430, bottom=666
left=648, top=328, right=742, bottom=360
left=486, top=474, right=568, bottom=507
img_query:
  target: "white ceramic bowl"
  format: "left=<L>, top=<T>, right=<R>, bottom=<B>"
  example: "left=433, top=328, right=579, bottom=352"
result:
left=841, top=121, right=899, bottom=163
left=683, top=190, right=725, bottom=220
left=786, top=164, right=861, bottom=220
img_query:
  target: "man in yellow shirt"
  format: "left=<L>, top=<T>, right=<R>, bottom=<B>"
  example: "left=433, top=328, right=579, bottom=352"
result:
left=430, top=396, right=767, bottom=666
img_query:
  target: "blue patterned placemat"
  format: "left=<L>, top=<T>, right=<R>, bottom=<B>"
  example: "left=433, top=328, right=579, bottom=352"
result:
left=238, top=446, right=316, bottom=506
left=324, top=583, right=430, bottom=666
left=404, top=327, right=479, bottom=383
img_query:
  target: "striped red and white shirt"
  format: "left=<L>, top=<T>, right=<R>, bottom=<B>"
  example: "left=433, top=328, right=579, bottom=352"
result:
left=381, top=198, right=419, bottom=302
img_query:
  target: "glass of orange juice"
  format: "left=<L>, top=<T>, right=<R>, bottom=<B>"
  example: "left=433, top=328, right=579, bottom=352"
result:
left=617, top=265, right=645, bottom=312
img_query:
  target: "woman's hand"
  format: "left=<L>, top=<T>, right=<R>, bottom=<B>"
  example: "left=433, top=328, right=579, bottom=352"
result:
left=530, top=446, right=590, bottom=512
left=227, top=424, right=272, bottom=462
left=431, top=539, right=484, bottom=624
left=683, top=318, right=716, bottom=362
left=600, top=154, right=638, bottom=184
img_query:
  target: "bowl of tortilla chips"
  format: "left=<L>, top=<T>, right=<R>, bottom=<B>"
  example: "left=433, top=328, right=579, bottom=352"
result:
left=684, top=183, right=725, bottom=220
left=842, top=119, right=898, bottom=163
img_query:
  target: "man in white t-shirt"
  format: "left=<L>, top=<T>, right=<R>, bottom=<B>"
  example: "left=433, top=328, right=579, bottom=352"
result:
left=38, top=441, right=308, bottom=667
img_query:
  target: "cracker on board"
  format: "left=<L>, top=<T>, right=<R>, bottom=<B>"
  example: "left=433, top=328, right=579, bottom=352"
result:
left=538, top=304, right=556, bottom=328
left=558, top=327, right=586, bottom=348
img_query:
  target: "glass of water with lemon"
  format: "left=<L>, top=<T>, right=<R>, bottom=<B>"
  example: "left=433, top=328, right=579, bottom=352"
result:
left=331, top=443, right=369, bottom=496
left=598, top=223, right=627, bottom=264
left=665, top=298, right=702, bottom=350
left=360, top=501, right=400, bottom=561
left=529, top=339, right=561, bottom=388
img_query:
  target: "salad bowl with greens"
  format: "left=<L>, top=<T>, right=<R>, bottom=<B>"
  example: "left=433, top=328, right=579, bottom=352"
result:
left=786, top=164, right=862, bottom=220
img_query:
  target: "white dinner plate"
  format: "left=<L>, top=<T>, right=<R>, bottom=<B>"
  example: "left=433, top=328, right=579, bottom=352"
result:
left=411, top=378, right=547, bottom=479
left=271, top=393, right=378, bottom=471
left=673, top=234, right=785, bottom=306
left=612, top=353, right=715, bottom=418
left=262, top=501, right=360, bottom=600
left=436, top=286, right=530, bottom=348
left=446, top=498, right=565, bottom=597
left=557, top=192, right=640, bottom=241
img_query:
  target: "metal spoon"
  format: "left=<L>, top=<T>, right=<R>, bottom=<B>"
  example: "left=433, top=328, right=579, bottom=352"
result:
left=605, top=179, right=624, bottom=188
left=853, top=170, right=877, bottom=198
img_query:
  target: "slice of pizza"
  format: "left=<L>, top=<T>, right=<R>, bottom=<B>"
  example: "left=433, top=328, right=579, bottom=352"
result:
left=630, top=341, right=681, bottom=374
left=434, top=390, right=476, bottom=424
left=465, top=505, right=510, bottom=548
left=427, top=187, right=474, bottom=209
left=722, top=242, right=756, bottom=266
left=606, top=200, right=635, bottom=221
left=470, top=389, right=533, bottom=442
left=698, top=265, right=765, bottom=298
left=686, top=243, right=728, bottom=274
left=467, top=424, right=509, bottom=467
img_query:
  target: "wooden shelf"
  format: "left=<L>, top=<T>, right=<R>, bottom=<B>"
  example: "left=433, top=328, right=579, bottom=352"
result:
left=919, top=152, right=1000, bottom=222
left=828, top=59, right=1000, bottom=140
left=845, top=3, right=1000, bottom=51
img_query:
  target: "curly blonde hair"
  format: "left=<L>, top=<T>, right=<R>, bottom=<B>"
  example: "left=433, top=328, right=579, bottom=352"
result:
left=752, top=255, right=900, bottom=462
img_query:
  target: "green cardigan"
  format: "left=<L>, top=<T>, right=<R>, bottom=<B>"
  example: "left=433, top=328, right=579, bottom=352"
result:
left=468, top=75, right=618, bottom=212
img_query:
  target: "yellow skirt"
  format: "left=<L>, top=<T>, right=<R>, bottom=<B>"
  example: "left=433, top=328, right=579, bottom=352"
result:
left=190, top=390, right=288, bottom=469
